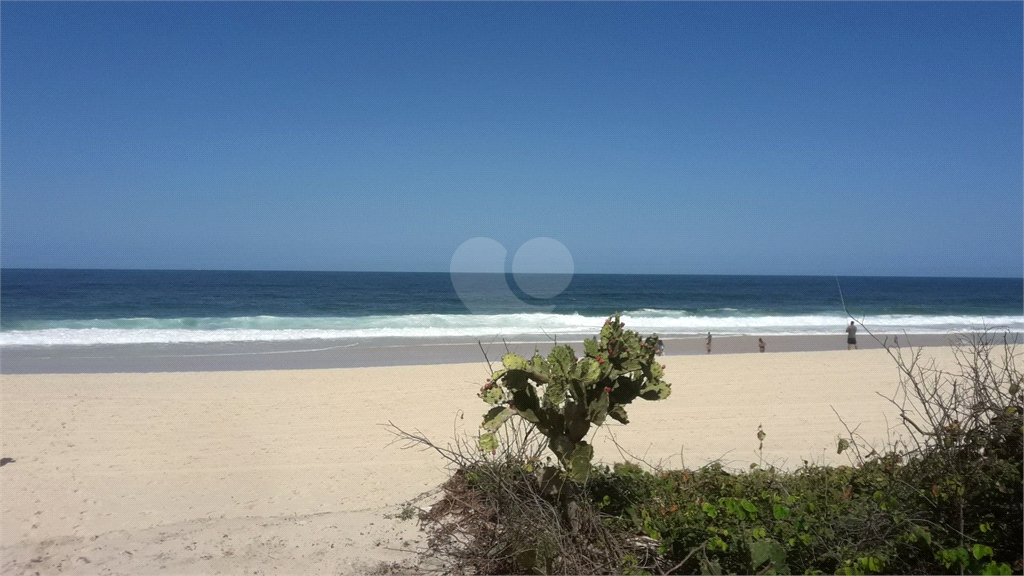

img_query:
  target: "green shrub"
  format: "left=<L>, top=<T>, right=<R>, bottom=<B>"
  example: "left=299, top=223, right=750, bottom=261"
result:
left=401, top=328, right=1022, bottom=575
left=585, top=451, right=1019, bottom=575
left=478, top=314, right=670, bottom=482
left=578, top=330, right=1022, bottom=575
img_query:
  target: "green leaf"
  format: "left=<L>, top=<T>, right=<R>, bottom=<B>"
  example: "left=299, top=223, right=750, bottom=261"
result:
left=478, top=432, right=498, bottom=452
left=481, top=406, right=513, bottom=431
left=981, top=561, right=1013, bottom=575
left=750, top=540, right=772, bottom=567
left=588, top=387, right=610, bottom=425
left=547, top=345, right=575, bottom=376
left=502, top=353, right=528, bottom=371
left=600, top=322, right=615, bottom=343
left=584, top=338, right=599, bottom=358
left=911, top=524, right=932, bottom=546
left=569, top=378, right=587, bottom=404
left=480, top=385, right=504, bottom=405
left=529, top=352, right=550, bottom=376
left=512, top=388, right=540, bottom=415
left=638, top=380, right=671, bottom=401
left=772, top=504, right=791, bottom=520
left=837, top=438, right=850, bottom=454
left=504, top=369, right=529, bottom=391
left=608, top=404, right=630, bottom=424
left=940, top=548, right=953, bottom=563
left=973, top=544, right=993, bottom=560
left=579, top=358, right=601, bottom=383
left=649, top=362, right=664, bottom=379
left=565, top=443, right=594, bottom=483
left=570, top=360, right=583, bottom=380
left=544, top=376, right=567, bottom=406
left=564, top=399, right=590, bottom=442
left=750, top=539, right=788, bottom=573
left=517, top=406, right=541, bottom=424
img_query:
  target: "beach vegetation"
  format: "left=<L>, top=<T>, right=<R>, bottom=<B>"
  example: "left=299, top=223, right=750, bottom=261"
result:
left=477, top=313, right=670, bottom=484
left=388, top=323, right=1022, bottom=575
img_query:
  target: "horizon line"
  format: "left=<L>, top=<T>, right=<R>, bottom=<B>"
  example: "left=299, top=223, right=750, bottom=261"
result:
left=1, top=267, right=1020, bottom=281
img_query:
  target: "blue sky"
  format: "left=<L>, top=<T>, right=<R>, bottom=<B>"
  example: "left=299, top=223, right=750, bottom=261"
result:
left=2, top=2, right=1021, bottom=277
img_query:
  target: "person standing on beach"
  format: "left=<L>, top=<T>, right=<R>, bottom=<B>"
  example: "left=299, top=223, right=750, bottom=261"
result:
left=706, top=332, right=712, bottom=354
left=846, top=321, right=858, bottom=350
left=758, top=338, right=765, bottom=353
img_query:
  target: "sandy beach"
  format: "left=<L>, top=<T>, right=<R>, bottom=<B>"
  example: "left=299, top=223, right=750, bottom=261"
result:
left=3, top=1, right=1020, bottom=572
left=1, top=342, right=963, bottom=574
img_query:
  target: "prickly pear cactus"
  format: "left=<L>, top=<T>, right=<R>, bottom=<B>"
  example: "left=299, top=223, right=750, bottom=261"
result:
left=478, top=314, right=671, bottom=482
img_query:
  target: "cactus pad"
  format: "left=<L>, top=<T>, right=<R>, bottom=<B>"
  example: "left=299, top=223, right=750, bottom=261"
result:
left=476, top=313, right=671, bottom=482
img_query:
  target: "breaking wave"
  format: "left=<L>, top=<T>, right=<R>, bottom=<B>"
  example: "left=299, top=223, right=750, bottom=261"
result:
left=1, top=311, right=1021, bottom=347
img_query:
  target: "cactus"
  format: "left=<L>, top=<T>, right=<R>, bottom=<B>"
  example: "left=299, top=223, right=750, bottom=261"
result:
left=478, top=313, right=671, bottom=483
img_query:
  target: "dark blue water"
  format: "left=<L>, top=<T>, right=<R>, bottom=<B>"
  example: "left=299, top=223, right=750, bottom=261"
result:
left=1, top=269, right=1020, bottom=345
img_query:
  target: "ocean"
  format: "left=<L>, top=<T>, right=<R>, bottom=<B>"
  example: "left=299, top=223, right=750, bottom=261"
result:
left=0, top=270, right=1021, bottom=347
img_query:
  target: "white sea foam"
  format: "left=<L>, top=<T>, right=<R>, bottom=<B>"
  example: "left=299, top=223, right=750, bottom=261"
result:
left=1, top=312, right=1021, bottom=347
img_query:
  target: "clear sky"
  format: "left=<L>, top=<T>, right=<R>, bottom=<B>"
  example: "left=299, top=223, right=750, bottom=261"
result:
left=2, top=2, right=1021, bottom=277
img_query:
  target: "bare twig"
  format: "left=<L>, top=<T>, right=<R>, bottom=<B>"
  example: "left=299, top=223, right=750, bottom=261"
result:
left=478, top=340, right=493, bottom=374
left=663, top=539, right=708, bottom=574
left=831, top=405, right=866, bottom=464
left=605, top=426, right=665, bottom=473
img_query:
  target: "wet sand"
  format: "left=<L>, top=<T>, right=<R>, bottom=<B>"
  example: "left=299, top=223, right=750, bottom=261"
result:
left=0, top=332, right=957, bottom=374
